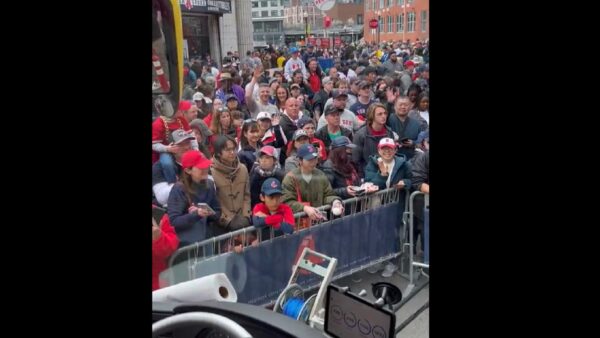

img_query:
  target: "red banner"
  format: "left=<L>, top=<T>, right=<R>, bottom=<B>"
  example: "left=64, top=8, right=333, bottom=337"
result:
left=308, top=37, right=316, bottom=46
left=320, top=38, right=330, bottom=49
left=334, top=36, right=341, bottom=47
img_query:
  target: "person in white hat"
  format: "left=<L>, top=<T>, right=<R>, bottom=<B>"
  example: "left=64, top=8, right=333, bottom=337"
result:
left=364, top=136, right=412, bottom=277
left=192, top=92, right=212, bottom=119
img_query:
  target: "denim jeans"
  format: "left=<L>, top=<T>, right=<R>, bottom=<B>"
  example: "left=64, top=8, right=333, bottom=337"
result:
left=159, top=153, right=177, bottom=184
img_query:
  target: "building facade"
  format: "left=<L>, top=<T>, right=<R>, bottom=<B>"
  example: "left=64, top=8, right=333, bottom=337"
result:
left=180, top=0, right=253, bottom=64
left=251, top=0, right=285, bottom=48
left=283, top=0, right=364, bottom=47
left=363, top=0, right=429, bottom=44
left=180, top=0, right=233, bottom=62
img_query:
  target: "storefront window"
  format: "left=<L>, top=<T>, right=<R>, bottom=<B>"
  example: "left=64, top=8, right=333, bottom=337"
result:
left=182, top=16, right=210, bottom=59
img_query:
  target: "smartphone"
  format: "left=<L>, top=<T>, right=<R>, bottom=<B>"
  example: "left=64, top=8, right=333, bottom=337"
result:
left=197, top=203, right=216, bottom=215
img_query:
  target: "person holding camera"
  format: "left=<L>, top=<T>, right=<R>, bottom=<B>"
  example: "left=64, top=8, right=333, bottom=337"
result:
left=386, top=95, right=425, bottom=161
left=167, top=150, right=221, bottom=248
left=320, top=136, right=365, bottom=200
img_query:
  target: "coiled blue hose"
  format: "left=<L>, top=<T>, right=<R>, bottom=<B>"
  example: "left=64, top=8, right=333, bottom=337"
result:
left=282, top=297, right=305, bottom=319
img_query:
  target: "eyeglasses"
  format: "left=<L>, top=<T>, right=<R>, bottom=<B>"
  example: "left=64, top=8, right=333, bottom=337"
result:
left=242, top=118, right=256, bottom=126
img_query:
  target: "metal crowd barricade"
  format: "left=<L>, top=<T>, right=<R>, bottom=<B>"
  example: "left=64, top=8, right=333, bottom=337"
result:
left=163, top=187, right=409, bottom=305
left=168, top=187, right=405, bottom=270
left=400, top=190, right=429, bottom=296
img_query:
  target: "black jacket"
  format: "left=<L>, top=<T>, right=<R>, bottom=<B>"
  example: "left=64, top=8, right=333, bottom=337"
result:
left=279, top=114, right=299, bottom=143
left=238, top=144, right=260, bottom=173
left=312, top=89, right=332, bottom=116
left=410, top=150, right=428, bottom=222
left=248, top=163, right=286, bottom=208
left=314, top=126, right=353, bottom=151
left=411, top=151, right=429, bottom=192
left=320, top=160, right=361, bottom=199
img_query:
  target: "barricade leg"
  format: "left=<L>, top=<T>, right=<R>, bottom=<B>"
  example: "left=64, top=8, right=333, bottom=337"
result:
left=424, top=206, right=429, bottom=265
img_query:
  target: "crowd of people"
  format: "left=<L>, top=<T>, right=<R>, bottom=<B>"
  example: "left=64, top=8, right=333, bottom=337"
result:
left=152, top=39, right=430, bottom=290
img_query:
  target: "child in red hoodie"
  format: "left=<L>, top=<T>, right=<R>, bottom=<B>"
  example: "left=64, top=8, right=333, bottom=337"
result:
left=230, top=177, right=294, bottom=253
left=152, top=214, right=179, bottom=291
left=252, top=177, right=295, bottom=238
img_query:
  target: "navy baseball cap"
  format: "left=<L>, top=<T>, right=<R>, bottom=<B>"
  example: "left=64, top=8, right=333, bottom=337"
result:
left=297, top=143, right=319, bottom=161
left=331, top=136, right=356, bottom=149
left=261, top=178, right=283, bottom=196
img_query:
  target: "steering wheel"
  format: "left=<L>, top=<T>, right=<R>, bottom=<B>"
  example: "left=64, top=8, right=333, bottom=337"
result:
left=152, top=312, right=252, bottom=338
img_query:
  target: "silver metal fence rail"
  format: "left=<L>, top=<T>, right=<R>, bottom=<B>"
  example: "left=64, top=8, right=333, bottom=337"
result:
left=168, top=186, right=405, bottom=269
left=400, top=190, right=429, bottom=296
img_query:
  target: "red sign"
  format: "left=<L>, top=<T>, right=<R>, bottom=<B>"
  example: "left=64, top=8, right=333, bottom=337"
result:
left=334, top=37, right=341, bottom=47
left=294, top=235, right=323, bottom=276
left=320, top=38, right=330, bottom=49
left=308, top=37, right=316, bottom=46
left=369, top=18, right=378, bottom=29
left=323, top=16, right=332, bottom=28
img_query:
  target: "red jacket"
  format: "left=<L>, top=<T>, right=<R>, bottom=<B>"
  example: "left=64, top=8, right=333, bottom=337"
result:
left=152, top=215, right=179, bottom=291
left=152, top=115, right=191, bottom=164
left=252, top=203, right=295, bottom=231
left=308, top=72, right=322, bottom=95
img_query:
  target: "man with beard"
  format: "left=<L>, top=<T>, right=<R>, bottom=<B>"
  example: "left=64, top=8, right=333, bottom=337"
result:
left=382, top=51, right=404, bottom=76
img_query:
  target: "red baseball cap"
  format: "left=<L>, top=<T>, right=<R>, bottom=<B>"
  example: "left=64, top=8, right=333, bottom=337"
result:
left=181, top=150, right=212, bottom=170
left=178, top=100, right=192, bottom=111
left=404, top=60, right=415, bottom=68
left=259, top=145, right=277, bottom=158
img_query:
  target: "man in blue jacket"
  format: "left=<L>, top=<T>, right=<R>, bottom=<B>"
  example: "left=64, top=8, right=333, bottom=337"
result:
left=387, top=95, right=425, bottom=160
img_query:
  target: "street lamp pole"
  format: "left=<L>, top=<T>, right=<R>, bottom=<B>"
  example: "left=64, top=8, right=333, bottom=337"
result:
left=403, top=3, right=406, bottom=43
left=374, top=10, right=380, bottom=45
left=375, top=8, right=388, bottom=45
left=377, top=14, right=381, bottom=45
left=304, top=12, right=308, bottom=45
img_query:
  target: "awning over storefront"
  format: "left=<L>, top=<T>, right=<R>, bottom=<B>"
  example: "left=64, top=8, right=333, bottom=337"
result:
left=179, top=0, right=232, bottom=14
